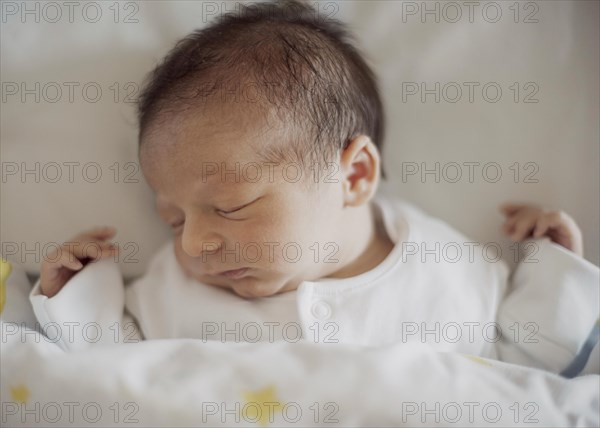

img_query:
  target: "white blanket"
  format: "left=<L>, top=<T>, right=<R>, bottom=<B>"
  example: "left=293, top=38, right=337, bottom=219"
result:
left=1, top=327, right=599, bottom=427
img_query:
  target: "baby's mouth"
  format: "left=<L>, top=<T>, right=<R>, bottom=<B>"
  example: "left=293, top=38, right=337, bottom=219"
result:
left=214, top=267, right=249, bottom=279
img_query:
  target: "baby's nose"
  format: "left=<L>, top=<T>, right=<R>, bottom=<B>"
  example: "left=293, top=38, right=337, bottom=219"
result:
left=180, top=223, right=221, bottom=258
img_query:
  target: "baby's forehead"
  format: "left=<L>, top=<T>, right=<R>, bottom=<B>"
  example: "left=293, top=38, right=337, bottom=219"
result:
left=150, top=152, right=272, bottom=209
left=142, top=108, right=278, bottom=164
left=140, top=111, right=300, bottom=194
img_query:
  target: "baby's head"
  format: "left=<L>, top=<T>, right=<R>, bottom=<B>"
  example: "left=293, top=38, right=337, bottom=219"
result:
left=138, top=0, right=386, bottom=298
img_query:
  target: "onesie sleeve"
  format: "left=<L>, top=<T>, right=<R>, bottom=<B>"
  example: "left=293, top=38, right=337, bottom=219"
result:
left=495, top=238, right=600, bottom=374
left=29, top=258, right=142, bottom=351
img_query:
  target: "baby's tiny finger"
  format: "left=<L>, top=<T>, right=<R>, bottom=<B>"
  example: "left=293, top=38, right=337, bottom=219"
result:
left=502, top=215, right=519, bottom=234
left=533, top=218, right=549, bottom=238
left=542, top=211, right=564, bottom=228
left=65, top=258, right=84, bottom=270
left=87, top=226, right=117, bottom=240
left=97, top=245, right=120, bottom=259
left=510, top=212, right=538, bottom=241
left=53, top=248, right=83, bottom=271
left=89, top=242, right=119, bottom=259
left=72, top=226, right=116, bottom=242
left=499, top=203, right=526, bottom=216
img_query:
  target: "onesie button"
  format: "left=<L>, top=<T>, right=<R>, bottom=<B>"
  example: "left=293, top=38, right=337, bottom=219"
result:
left=311, top=300, right=332, bottom=320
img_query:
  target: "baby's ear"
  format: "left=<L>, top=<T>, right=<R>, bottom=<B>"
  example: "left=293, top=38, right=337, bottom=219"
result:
left=340, top=135, right=380, bottom=207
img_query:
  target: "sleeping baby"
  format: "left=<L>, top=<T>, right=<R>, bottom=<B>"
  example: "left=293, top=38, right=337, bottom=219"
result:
left=30, top=0, right=598, bottom=374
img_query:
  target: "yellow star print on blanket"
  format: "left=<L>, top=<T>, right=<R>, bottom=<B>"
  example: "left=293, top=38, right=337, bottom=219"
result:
left=242, top=384, right=283, bottom=427
left=10, top=384, right=30, bottom=403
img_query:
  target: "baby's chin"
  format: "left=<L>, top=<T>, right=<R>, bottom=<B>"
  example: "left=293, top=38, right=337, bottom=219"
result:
left=229, top=277, right=293, bottom=299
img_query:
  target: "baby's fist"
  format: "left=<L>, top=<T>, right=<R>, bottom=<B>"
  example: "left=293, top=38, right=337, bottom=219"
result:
left=500, top=203, right=583, bottom=257
left=40, top=226, right=120, bottom=298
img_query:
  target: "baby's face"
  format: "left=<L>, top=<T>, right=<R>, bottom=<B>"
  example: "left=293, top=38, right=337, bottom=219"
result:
left=140, top=107, right=347, bottom=298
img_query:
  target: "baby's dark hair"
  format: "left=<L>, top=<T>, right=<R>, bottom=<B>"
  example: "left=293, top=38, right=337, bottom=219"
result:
left=137, top=0, right=385, bottom=173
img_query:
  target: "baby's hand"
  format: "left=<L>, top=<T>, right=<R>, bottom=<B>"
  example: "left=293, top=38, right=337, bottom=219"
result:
left=500, top=203, right=583, bottom=257
left=40, top=226, right=119, bottom=298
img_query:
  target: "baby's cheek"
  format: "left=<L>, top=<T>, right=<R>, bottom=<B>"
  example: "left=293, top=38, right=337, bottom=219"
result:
left=246, top=224, right=295, bottom=266
left=173, top=237, right=197, bottom=276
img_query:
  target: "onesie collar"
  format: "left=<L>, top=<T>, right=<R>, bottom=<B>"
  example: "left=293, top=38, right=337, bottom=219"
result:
left=297, top=196, right=410, bottom=296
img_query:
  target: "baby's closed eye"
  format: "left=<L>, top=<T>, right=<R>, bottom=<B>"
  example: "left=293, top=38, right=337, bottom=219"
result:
left=216, top=196, right=262, bottom=217
left=164, top=196, right=264, bottom=232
